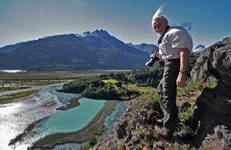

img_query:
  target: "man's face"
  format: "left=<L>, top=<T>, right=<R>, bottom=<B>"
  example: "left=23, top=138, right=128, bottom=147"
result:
left=152, top=18, right=166, bottom=34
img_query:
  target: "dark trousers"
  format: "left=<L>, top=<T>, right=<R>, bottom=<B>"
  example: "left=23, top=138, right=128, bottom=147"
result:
left=157, top=59, right=180, bottom=133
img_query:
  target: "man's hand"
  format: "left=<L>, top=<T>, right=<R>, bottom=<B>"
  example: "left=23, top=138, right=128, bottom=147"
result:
left=176, top=72, right=186, bottom=87
left=150, top=52, right=162, bottom=59
left=175, top=48, right=189, bottom=87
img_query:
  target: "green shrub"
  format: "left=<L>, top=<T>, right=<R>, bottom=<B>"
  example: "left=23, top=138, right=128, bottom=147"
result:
left=89, top=136, right=97, bottom=146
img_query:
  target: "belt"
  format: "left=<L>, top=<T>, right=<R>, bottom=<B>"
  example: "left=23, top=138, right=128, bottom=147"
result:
left=165, top=58, right=180, bottom=62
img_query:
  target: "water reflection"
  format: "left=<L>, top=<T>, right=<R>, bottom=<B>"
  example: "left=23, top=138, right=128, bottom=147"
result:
left=0, top=86, right=77, bottom=150
left=0, top=85, right=121, bottom=150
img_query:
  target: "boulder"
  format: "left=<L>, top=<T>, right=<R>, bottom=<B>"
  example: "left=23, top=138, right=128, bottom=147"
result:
left=192, top=36, right=231, bottom=149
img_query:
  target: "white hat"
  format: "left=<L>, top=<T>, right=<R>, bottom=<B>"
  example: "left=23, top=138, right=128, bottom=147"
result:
left=151, top=4, right=166, bottom=27
left=152, top=5, right=165, bottom=20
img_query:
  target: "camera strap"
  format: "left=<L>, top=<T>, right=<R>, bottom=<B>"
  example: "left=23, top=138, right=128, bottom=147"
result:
left=154, top=25, right=170, bottom=53
left=157, top=25, right=170, bottom=44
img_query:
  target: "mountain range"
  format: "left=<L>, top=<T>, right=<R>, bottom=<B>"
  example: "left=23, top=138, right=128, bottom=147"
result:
left=193, top=44, right=205, bottom=53
left=127, top=43, right=157, bottom=54
left=0, top=30, right=153, bottom=71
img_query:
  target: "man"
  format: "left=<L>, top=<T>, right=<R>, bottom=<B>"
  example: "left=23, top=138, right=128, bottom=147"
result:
left=151, top=16, right=193, bottom=138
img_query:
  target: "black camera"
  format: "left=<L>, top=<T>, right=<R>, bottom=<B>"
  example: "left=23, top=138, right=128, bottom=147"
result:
left=145, top=52, right=160, bottom=66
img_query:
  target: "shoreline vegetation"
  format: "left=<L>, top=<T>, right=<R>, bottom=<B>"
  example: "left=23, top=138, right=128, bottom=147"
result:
left=31, top=100, right=117, bottom=149
left=0, top=87, right=22, bottom=92
left=0, top=90, right=37, bottom=104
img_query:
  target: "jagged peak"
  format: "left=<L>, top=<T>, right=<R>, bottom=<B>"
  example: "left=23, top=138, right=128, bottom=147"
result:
left=81, top=29, right=111, bottom=38
left=93, top=29, right=110, bottom=36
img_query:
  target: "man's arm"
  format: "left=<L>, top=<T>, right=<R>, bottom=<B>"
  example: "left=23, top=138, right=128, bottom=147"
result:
left=176, top=48, right=190, bottom=87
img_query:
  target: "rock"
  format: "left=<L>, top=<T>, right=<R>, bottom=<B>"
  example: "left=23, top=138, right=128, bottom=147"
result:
left=153, top=141, right=165, bottom=150
left=192, top=36, right=231, bottom=148
left=200, top=125, right=231, bottom=150
left=115, top=114, right=128, bottom=139
left=130, top=130, right=141, bottom=148
left=190, top=42, right=224, bottom=83
left=191, top=54, right=210, bottom=81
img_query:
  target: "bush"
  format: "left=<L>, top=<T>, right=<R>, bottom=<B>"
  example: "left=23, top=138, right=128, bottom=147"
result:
left=127, top=67, right=163, bottom=87
left=89, top=136, right=97, bottom=146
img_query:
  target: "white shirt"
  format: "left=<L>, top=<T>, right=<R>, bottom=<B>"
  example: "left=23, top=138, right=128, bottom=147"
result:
left=159, top=26, right=193, bottom=60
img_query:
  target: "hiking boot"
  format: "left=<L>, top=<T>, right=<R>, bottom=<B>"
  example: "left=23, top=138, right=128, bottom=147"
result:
left=154, top=125, right=173, bottom=139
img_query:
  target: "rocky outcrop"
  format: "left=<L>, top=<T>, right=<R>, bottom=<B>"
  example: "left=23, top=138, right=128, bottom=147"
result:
left=193, top=36, right=231, bottom=149
left=92, top=97, right=165, bottom=150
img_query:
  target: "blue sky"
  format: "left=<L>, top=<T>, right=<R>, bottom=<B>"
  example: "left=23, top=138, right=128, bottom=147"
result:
left=0, top=0, right=231, bottom=48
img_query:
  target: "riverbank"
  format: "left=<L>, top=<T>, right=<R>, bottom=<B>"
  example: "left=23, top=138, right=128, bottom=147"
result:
left=0, top=87, right=21, bottom=92
left=8, top=117, right=49, bottom=146
left=31, top=100, right=117, bottom=149
left=0, top=90, right=37, bottom=104
left=56, top=96, right=81, bottom=111
left=0, top=82, right=71, bottom=104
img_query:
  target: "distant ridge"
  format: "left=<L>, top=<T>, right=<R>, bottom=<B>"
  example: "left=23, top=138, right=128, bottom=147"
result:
left=0, top=29, right=149, bottom=71
left=127, top=43, right=157, bottom=54
left=193, top=44, right=205, bottom=53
